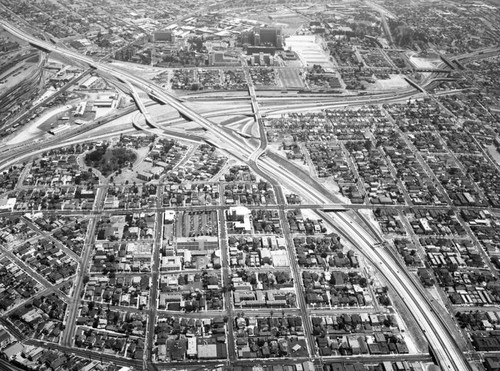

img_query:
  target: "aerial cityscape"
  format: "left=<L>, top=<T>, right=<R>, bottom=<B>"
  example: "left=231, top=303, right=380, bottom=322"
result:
left=0, top=0, right=499, bottom=370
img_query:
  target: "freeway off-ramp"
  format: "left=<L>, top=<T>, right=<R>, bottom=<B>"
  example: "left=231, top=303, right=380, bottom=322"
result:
left=0, top=19, right=473, bottom=371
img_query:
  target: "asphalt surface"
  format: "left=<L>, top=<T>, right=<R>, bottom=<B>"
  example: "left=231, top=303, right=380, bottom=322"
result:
left=0, top=19, right=478, bottom=371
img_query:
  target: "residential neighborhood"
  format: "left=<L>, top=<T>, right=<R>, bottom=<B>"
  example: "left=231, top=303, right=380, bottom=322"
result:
left=1, top=0, right=500, bottom=370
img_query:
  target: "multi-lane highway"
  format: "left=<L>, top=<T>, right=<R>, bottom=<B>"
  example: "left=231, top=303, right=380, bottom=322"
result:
left=0, top=18, right=473, bottom=371
left=318, top=210, right=472, bottom=371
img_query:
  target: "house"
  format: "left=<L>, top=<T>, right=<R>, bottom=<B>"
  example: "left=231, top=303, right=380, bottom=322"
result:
left=0, top=329, right=12, bottom=348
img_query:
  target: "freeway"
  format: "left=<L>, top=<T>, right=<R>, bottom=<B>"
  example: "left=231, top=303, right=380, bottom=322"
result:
left=242, top=83, right=269, bottom=168
left=126, top=81, right=162, bottom=132
left=0, top=19, right=474, bottom=370
left=132, top=112, right=205, bottom=144
left=0, top=102, right=142, bottom=168
left=124, top=74, right=343, bottom=206
left=4, top=201, right=499, bottom=221
left=318, top=210, right=472, bottom=371
left=0, top=358, right=26, bottom=371
left=0, top=21, right=427, bottom=136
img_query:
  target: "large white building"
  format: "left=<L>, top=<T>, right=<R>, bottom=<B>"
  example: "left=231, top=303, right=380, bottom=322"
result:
left=228, top=206, right=252, bottom=233
left=285, top=35, right=332, bottom=67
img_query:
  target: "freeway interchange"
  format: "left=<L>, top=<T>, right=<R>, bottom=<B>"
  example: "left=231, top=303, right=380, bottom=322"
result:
left=0, top=19, right=474, bottom=371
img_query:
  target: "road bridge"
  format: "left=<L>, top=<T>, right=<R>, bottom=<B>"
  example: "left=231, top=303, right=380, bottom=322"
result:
left=415, top=68, right=451, bottom=73
left=440, top=55, right=457, bottom=70
left=0, top=19, right=473, bottom=371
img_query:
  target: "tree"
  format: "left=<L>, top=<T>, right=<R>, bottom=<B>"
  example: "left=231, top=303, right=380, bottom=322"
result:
left=359, top=277, right=367, bottom=287
left=379, top=295, right=391, bottom=306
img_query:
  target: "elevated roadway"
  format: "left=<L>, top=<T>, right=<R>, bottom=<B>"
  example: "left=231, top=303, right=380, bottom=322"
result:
left=0, top=19, right=473, bottom=371
left=319, top=210, right=472, bottom=371
left=125, top=80, right=162, bottom=131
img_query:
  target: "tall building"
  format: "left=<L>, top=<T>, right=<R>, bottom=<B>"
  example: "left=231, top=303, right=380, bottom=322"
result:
left=259, top=27, right=282, bottom=47
left=242, top=26, right=283, bottom=55
left=114, top=45, right=136, bottom=61
left=242, top=26, right=283, bottom=48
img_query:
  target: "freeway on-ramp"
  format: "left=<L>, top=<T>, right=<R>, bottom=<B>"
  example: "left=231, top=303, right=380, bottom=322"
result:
left=0, top=19, right=474, bottom=371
